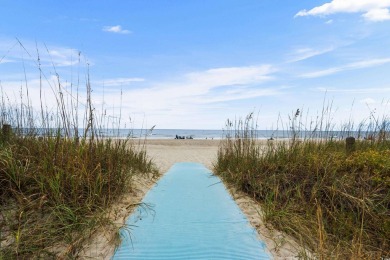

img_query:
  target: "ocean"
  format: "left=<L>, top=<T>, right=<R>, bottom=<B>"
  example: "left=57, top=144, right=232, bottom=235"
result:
left=17, top=127, right=363, bottom=140
left=97, top=128, right=357, bottom=140
left=99, top=128, right=281, bottom=140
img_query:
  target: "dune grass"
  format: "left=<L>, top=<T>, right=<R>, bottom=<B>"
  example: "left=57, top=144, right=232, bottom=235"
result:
left=0, top=53, right=157, bottom=258
left=0, top=136, right=155, bottom=258
left=214, top=112, right=389, bottom=259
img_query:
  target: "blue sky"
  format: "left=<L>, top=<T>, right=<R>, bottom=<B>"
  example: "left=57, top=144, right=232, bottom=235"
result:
left=1, top=0, right=390, bottom=129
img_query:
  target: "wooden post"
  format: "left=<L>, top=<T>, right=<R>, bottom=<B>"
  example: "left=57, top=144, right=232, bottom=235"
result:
left=378, top=129, right=386, bottom=142
left=2, top=124, right=11, bottom=142
left=346, top=137, right=355, bottom=155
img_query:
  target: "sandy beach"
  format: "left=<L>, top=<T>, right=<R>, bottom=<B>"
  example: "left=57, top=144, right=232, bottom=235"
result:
left=140, top=139, right=221, bottom=172
left=80, top=139, right=302, bottom=259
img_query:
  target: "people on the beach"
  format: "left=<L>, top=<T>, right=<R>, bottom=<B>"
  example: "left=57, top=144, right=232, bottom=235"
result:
left=175, top=135, right=193, bottom=139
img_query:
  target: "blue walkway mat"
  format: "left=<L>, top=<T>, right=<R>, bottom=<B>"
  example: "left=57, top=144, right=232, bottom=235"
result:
left=113, top=162, right=271, bottom=259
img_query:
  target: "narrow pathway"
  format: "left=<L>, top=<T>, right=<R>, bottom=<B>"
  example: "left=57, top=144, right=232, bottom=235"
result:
left=113, top=162, right=271, bottom=259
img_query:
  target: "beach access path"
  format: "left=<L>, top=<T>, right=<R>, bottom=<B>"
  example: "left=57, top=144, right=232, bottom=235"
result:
left=79, top=139, right=302, bottom=259
left=138, top=139, right=303, bottom=259
left=113, top=162, right=271, bottom=259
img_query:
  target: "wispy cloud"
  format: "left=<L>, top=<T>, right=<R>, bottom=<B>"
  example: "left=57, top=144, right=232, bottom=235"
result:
left=0, top=58, right=14, bottom=64
left=0, top=39, right=81, bottom=67
left=46, top=48, right=80, bottom=67
left=0, top=75, right=73, bottom=107
left=79, top=17, right=99, bottom=22
left=149, top=65, right=277, bottom=103
left=102, top=25, right=131, bottom=34
left=360, top=98, right=377, bottom=105
left=96, top=65, right=281, bottom=127
left=0, top=66, right=280, bottom=129
left=300, top=58, right=390, bottom=78
left=317, top=87, right=390, bottom=94
left=287, top=47, right=336, bottom=63
left=94, top=78, right=144, bottom=87
left=295, top=0, right=390, bottom=22
left=184, top=66, right=275, bottom=91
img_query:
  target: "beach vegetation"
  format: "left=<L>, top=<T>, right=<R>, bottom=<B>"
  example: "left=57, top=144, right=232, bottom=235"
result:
left=215, top=109, right=390, bottom=259
left=0, top=46, right=157, bottom=258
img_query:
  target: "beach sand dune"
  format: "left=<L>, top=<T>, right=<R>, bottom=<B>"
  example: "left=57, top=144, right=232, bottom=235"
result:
left=80, top=139, right=303, bottom=259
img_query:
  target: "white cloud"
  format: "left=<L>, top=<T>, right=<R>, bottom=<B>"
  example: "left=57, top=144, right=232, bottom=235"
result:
left=94, top=78, right=144, bottom=87
left=79, top=17, right=99, bottom=22
left=185, top=66, right=274, bottom=90
left=46, top=48, right=80, bottom=67
left=362, top=8, right=390, bottom=21
left=196, top=88, right=280, bottom=104
left=148, top=65, right=276, bottom=104
left=96, top=65, right=281, bottom=128
left=317, top=87, right=390, bottom=94
left=0, top=58, right=14, bottom=64
left=102, top=25, right=131, bottom=34
left=300, top=58, right=390, bottom=78
left=296, top=0, right=390, bottom=22
left=287, top=47, right=336, bottom=63
left=0, top=39, right=81, bottom=67
left=0, top=75, right=74, bottom=108
left=360, top=98, right=377, bottom=104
